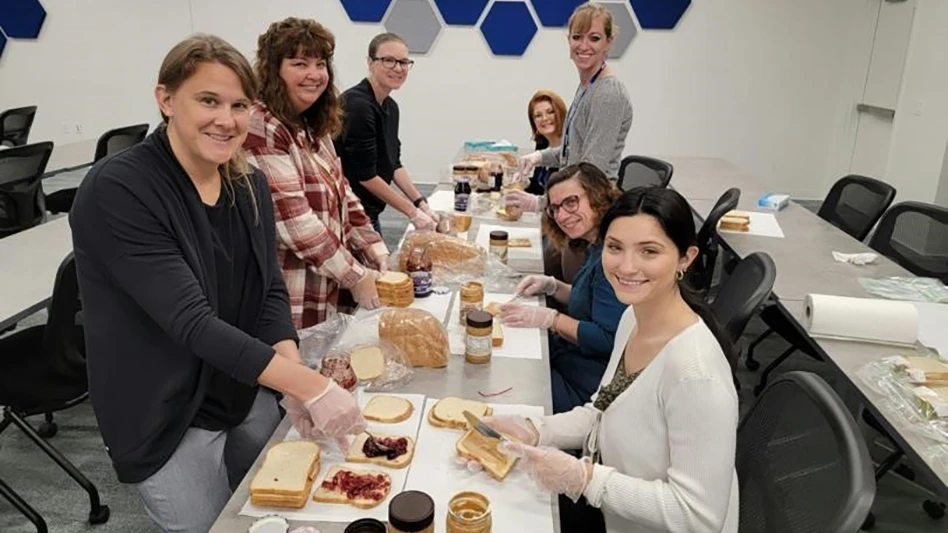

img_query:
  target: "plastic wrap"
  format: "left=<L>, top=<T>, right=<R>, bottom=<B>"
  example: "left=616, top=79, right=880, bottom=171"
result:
left=298, top=315, right=352, bottom=369
left=858, top=276, right=948, bottom=303
left=378, top=307, right=450, bottom=368
left=323, top=339, right=413, bottom=392
left=856, top=354, right=948, bottom=444
left=395, top=230, right=522, bottom=292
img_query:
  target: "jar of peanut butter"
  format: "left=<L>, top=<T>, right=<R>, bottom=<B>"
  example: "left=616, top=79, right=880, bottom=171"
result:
left=465, top=310, right=493, bottom=365
left=388, top=490, right=435, bottom=533
left=446, top=491, right=492, bottom=533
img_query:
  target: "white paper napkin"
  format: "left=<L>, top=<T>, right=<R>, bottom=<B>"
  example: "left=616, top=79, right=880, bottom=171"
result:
left=832, top=251, right=878, bottom=265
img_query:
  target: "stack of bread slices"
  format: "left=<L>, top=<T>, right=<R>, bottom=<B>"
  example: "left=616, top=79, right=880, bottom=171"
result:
left=249, top=441, right=321, bottom=509
left=376, top=272, right=414, bottom=307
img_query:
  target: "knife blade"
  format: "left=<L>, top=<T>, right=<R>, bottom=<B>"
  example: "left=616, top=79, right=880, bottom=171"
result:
left=462, top=410, right=506, bottom=443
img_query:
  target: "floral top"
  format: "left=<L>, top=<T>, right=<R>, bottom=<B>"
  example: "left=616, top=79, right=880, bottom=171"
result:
left=593, top=362, right=642, bottom=412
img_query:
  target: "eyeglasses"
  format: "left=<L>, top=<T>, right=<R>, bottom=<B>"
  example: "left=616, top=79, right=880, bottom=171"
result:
left=546, top=194, right=584, bottom=218
left=371, top=56, right=415, bottom=71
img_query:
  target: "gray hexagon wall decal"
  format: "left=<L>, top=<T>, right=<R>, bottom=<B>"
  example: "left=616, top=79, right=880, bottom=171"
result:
left=600, top=2, right=636, bottom=59
left=433, top=0, right=490, bottom=26
left=0, top=32, right=6, bottom=58
left=480, top=1, right=537, bottom=56
left=530, top=0, right=585, bottom=28
left=628, top=0, right=691, bottom=30
left=384, top=0, right=442, bottom=54
left=0, top=0, right=46, bottom=38
left=339, top=0, right=392, bottom=23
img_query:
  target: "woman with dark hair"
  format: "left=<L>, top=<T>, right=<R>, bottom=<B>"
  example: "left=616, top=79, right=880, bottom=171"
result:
left=243, top=17, right=389, bottom=328
left=483, top=187, right=739, bottom=533
left=501, top=162, right=626, bottom=414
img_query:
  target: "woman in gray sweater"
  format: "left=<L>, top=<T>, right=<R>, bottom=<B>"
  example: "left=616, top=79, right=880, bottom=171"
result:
left=508, top=2, right=634, bottom=215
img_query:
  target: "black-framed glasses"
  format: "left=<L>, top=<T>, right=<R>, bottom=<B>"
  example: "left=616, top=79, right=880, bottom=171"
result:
left=546, top=194, right=583, bottom=218
left=371, top=56, right=414, bottom=70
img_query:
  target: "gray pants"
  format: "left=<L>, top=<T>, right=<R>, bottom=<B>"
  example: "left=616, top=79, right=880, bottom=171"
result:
left=134, top=388, right=280, bottom=533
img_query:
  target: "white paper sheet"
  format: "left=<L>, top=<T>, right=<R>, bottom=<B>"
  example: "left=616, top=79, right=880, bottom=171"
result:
left=427, top=190, right=456, bottom=212
left=719, top=212, right=785, bottom=238
left=475, top=224, right=542, bottom=263
left=445, top=292, right=544, bottom=360
left=239, top=392, right=426, bottom=523
left=913, top=302, right=948, bottom=357
left=404, top=399, right=556, bottom=533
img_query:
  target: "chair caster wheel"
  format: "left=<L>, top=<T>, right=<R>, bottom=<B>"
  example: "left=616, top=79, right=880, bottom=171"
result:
left=37, top=422, right=57, bottom=439
left=745, top=359, right=760, bottom=371
left=923, top=500, right=945, bottom=520
left=861, top=512, right=875, bottom=530
left=89, top=505, right=110, bottom=525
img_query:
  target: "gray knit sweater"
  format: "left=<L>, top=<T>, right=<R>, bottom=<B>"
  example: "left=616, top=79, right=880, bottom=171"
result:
left=539, top=76, right=633, bottom=180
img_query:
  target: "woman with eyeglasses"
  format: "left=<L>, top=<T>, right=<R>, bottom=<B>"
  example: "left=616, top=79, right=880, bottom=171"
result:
left=243, top=18, right=389, bottom=328
left=507, top=3, right=633, bottom=214
left=501, top=163, right=626, bottom=414
left=335, top=32, right=437, bottom=238
left=524, top=90, right=567, bottom=196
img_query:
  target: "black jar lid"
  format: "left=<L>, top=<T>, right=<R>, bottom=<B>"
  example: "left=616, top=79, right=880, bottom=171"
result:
left=344, top=518, right=386, bottom=533
left=466, top=310, right=493, bottom=329
left=489, top=230, right=508, bottom=241
left=388, top=490, right=435, bottom=531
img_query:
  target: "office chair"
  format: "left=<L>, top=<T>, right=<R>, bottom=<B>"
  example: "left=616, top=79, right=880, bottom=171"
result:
left=690, top=188, right=741, bottom=294
left=709, top=252, right=776, bottom=345
left=616, top=155, right=673, bottom=191
left=0, top=106, right=38, bottom=147
left=868, top=201, right=948, bottom=283
left=0, top=141, right=54, bottom=237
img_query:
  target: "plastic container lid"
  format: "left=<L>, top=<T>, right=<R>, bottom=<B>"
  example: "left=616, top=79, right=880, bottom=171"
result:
left=489, top=230, right=508, bottom=241
left=248, top=516, right=288, bottom=533
left=388, top=490, right=435, bottom=531
left=466, top=310, right=493, bottom=329
left=344, top=517, right=386, bottom=533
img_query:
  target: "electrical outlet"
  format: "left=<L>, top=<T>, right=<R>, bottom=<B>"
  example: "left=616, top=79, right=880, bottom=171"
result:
left=62, top=122, right=71, bottom=135
left=75, top=123, right=83, bottom=135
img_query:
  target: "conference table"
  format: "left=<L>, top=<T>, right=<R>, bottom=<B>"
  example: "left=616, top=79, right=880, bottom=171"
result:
left=666, top=156, right=948, bottom=501
left=0, top=216, right=73, bottom=331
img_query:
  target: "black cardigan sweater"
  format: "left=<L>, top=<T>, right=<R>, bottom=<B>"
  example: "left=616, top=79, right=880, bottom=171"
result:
left=69, top=127, right=297, bottom=483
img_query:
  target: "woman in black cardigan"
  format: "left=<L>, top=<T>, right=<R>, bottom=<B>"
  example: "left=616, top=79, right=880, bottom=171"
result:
left=69, top=35, right=364, bottom=533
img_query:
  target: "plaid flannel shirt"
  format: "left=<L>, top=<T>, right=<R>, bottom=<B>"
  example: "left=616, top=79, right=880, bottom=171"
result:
left=243, top=102, right=388, bottom=328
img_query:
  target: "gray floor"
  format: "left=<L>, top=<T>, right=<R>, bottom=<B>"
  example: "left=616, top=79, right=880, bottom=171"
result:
left=1, top=178, right=944, bottom=532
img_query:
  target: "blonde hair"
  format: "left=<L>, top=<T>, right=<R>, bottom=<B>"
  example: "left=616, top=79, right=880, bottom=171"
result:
left=528, top=90, right=567, bottom=142
left=157, top=34, right=260, bottom=222
left=568, top=2, right=619, bottom=40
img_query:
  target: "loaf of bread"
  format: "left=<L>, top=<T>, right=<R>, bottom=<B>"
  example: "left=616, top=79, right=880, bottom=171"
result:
left=378, top=308, right=450, bottom=368
left=398, top=232, right=486, bottom=274
left=249, top=441, right=321, bottom=509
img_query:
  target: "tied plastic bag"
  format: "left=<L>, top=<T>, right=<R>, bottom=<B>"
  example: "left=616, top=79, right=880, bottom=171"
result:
left=323, top=339, right=413, bottom=392
left=858, top=276, right=948, bottom=303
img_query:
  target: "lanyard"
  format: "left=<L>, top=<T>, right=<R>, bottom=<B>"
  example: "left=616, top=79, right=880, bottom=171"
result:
left=561, top=62, right=606, bottom=162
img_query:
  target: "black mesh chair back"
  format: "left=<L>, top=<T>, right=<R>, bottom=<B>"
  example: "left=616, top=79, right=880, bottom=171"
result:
left=616, top=155, right=673, bottom=191
left=0, top=141, right=53, bottom=236
left=868, top=201, right=948, bottom=283
left=690, top=188, right=740, bottom=292
left=817, top=175, right=895, bottom=241
left=93, top=123, right=149, bottom=162
left=0, top=106, right=38, bottom=147
left=709, top=252, right=775, bottom=344
left=737, top=371, right=875, bottom=533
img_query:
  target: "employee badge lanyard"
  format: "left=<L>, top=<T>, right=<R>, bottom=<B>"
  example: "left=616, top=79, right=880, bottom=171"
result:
left=561, top=62, right=607, bottom=163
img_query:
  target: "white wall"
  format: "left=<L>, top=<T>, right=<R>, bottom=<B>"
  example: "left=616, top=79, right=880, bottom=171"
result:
left=0, top=0, right=884, bottom=199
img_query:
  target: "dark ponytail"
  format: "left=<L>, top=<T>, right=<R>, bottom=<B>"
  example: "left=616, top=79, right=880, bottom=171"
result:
left=598, top=187, right=738, bottom=371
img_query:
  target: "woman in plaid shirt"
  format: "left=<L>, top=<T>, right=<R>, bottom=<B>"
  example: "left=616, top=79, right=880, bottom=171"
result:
left=243, top=18, right=389, bottom=328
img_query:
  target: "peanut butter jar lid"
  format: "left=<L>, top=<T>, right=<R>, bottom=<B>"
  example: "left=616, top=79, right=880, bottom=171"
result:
left=489, top=230, right=508, bottom=241
left=466, top=310, right=493, bottom=329
left=389, top=490, right=434, bottom=531
left=344, top=518, right=386, bottom=533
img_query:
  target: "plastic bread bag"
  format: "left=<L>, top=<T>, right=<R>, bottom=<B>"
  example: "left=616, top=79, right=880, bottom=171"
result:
left=397, top=230, right=488, bottom=283
left=377, top=307, right=451, bottom=369
left=858, top=276, right=948, bottom=303
left=857, top=355, right=948, bottom=444
left=323, top=338, right=413, bottom=392
left=297, top=313, right=353, bottom=369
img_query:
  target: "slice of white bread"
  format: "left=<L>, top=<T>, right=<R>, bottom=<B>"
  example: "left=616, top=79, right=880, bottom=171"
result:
left=313, top=466, right=392, bottom=509
left=345, top=432, right=415, bottom=469
left=249, top=440, right=321, bottom=509
left=428, top=397, right=492, bottom=430
left=363, top=395, right=414, bottom=423
left=377, top=271, right=411, bottom=285
left=456, top=428, right=518, bottom=481
left=350, top=346, right=385, bottom=381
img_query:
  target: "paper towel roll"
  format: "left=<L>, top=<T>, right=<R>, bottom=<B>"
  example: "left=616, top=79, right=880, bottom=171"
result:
left=804, top=294, right=918, bottom=346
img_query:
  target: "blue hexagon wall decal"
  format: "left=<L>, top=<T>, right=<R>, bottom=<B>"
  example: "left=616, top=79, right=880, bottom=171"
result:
left=339, top=0, right=392, bottom=23
left=433, top=0, right=489, bottom=26
left=628, top=0, right=691, bottom=30
left=530, top=0, right=585, bottom=28
left=480, top=2, right=537, bottom=56
left=0, top=0, right=46, bottom=38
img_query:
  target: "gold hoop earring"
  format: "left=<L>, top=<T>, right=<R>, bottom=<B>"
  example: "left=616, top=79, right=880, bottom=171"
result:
left=676, top=269, right=685, bottom=281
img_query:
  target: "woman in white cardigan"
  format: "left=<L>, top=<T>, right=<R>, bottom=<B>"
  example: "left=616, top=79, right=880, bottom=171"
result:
left=478, top=187, right=739, bottom=533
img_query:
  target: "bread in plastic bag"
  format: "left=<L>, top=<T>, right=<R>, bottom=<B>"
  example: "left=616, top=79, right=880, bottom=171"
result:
left=398, top=230, right=486, bottom=275
left=857, top=354, right=948, bottom=444
left=379, top=308, right=450, bottom=368
left=324, top=339, right=413, bottom=392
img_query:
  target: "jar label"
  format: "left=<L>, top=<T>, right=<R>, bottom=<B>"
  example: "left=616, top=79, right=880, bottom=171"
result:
left=455, top=193, right=470, bottom=211
left=466, top=333, right=492, bottom=358
left=410, top=271, right=432, bottom=296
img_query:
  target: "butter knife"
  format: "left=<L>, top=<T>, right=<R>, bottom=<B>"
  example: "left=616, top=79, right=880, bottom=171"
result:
left=462, top=410, right=508, bottom=444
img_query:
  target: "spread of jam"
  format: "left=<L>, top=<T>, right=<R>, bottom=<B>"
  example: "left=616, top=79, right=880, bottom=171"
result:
left=362, top=435, right=409, bottom=460
left=321, top=470, right=391, bottom=501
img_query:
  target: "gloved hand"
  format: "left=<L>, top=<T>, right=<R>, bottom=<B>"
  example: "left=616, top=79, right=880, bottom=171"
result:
left=281, top=395, right=315, bottom=439
left=515, top=275, right=558, bottom=297
left=504, top=190, right=541, bottom=214
left=410, top=208, right=437, bottom=231
left=502, top=441, right=591, bottom=503
left=501, top=303, right=557, bottom=329
left=351, top=270, right=381, bottom=310
left=303, top=380, right=366, bottom=452
left=518, top=151, right=543, bottom=176
left=419, top=200, right=437, bottom=219
left=454, top=415, right=541, bottom=473
left=376, top=254, right=390, bottom=273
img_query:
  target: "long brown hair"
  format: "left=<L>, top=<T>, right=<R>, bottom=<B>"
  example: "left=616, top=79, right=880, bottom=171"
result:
left=527, top=90, right=567, bottom=143
left=157, top=34, right=259, bottom=221
left=542, top=162, right=621, bottom=250
left=254, top=17, right=342, bottom=139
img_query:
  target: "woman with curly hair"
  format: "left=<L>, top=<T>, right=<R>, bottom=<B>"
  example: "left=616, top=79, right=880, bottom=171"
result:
left=243, top=17, right=388, bottom=328
left=501, top=163, right=626, bottom=413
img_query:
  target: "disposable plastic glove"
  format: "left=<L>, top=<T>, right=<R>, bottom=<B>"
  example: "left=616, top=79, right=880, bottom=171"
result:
left=454, top=415, right=541, bottom=473
left=515, top=275, right=558, bottom=297
left=501, top=303, right=557, bottom=329
left=501, top=441, right=591, bottom=503
left=503, top=190, right=541, bottom=213
left=518, top=151, right=542, bottom=176
left=410, top=208, right=437, bottom=231
left=351, top=270, right=381, bottom=310
left=304, top=380, right=366, bottom=452
left=376, top=254, right=390, bottom=273
left=281, top=396, right=315, bottom=439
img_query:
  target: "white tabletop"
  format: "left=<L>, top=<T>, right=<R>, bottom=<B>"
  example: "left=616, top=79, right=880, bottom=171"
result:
left=0, top=217, right=73, bottom=330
